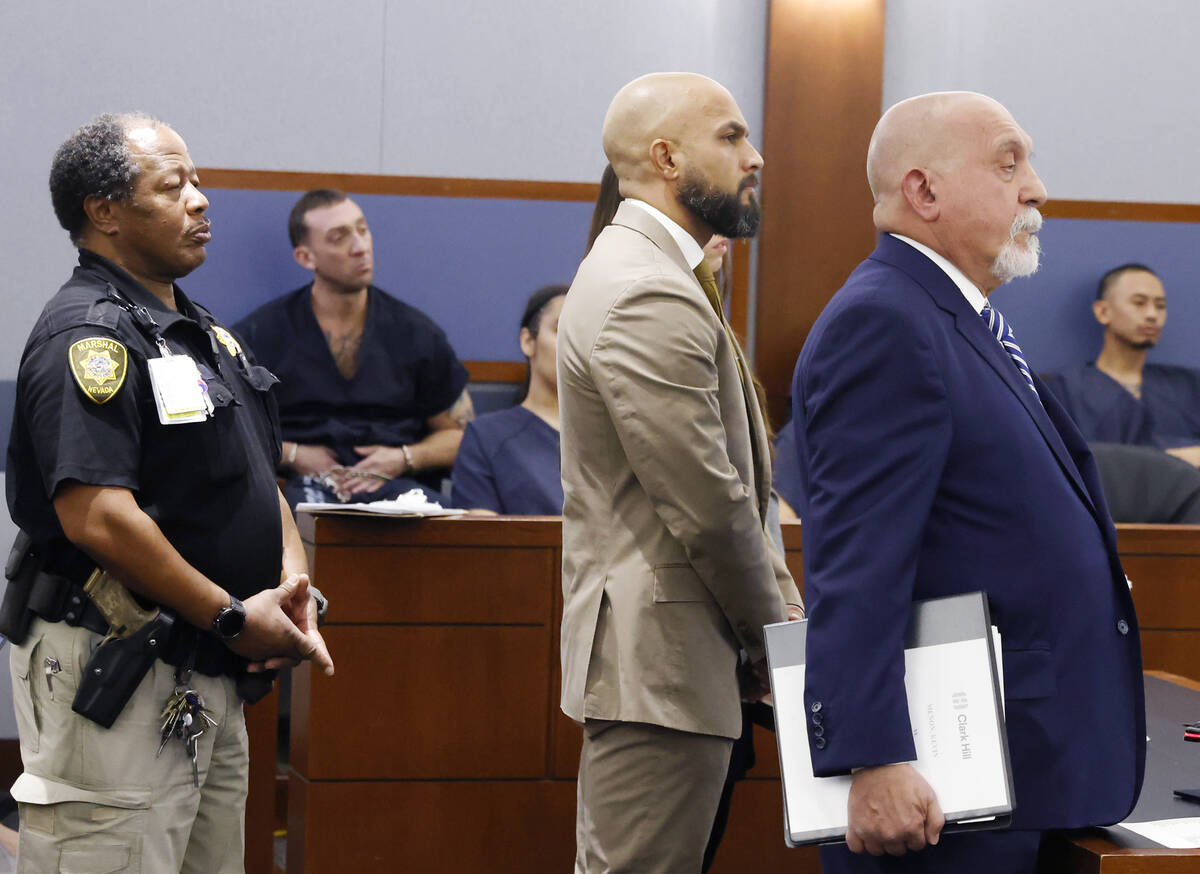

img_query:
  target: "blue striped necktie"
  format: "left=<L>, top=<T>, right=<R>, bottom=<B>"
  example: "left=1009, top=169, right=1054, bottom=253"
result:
left=980, top=302, right=1038, bottom=394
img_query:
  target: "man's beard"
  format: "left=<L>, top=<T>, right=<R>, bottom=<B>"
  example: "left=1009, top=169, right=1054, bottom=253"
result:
left=678, top=168, right=761, bottom=239
left=320, top=267, right=372, bottom=295
left=990, top=208, right=1043, bottom=283
left=1116, top=330, right=1156, bottom=351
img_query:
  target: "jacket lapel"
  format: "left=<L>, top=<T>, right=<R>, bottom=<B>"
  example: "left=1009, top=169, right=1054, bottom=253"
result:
left=612, top=202, right=771, bottom=521
left=729, top=329, right=772, bottom=520
left=872, top=236, right=1097, bottom=516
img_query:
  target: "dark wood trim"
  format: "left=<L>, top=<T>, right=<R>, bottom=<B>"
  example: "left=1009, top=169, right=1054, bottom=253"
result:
left=297, top=513, right=565, bottom=548
left=729, top=238, right=751, bottom=342
left=196, top=168, right=600, bottom=202
left=465, top=360, right=526, bottom=384
left=757, top=0, right=887, bottom=426
left=1043, top=200, right=1200, bottom=223
left=1117, top=524, right=1200, bottom=554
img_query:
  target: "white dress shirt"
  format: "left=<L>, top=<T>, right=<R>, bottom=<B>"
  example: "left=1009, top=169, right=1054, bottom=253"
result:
left=624, top=199, right=706, bottom=270
left=890, top=233, right=986, bottom=314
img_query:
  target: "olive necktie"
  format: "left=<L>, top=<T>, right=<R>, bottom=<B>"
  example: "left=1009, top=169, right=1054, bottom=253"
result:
left=694, top=259, right=765, bottom=512
left=693, top=260, right=724, bottom=318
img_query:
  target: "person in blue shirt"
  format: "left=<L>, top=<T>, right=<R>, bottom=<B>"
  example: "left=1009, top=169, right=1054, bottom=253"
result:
left=451, top=285, right=567, bottom=514
left=1044, top=263, right=1200, bottom=466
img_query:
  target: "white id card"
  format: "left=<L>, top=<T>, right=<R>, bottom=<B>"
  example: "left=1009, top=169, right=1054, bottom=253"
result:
left=147, top=354, right=211, bottom=424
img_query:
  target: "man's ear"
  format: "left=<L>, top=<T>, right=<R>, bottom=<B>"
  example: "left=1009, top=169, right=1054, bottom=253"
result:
left=293, top=245, right=315, bottom=271
left=82, top=195, right=121, bottom=237
left=648, top=138, right=680, bottom=181
left=900, top=168, right=939, bottom=221
left=1093, top=299, right=1112, bottom=327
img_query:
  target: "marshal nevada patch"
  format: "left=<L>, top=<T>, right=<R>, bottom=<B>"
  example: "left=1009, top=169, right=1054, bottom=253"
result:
left=69, top=337, right=128, bottom=404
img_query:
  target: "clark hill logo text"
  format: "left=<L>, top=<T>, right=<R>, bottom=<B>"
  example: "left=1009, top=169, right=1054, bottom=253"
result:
left=952, top=691, right=972, bottom=760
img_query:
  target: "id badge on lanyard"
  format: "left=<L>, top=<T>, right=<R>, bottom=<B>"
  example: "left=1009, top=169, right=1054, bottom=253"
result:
left=146, top=338, right=214, bottom=425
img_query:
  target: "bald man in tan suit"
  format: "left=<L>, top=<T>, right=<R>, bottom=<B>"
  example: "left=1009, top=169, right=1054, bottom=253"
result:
left=558, top=73, right=803, bottom=874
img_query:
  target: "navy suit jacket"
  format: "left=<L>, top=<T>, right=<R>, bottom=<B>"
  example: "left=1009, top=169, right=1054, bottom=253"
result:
left=791, top=235, right=1145, bottom=830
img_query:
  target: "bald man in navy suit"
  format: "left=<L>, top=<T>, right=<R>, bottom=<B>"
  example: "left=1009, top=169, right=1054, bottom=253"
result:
left=791, top=92, right=1145, bottom=873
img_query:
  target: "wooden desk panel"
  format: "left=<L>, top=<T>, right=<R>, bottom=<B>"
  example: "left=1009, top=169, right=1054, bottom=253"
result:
left=1140, top=631, right=1200, bottom=682
left=244, top=688, right=278, bottom=874
left=287, top=516, right=1200, bottom=874
left=310, top=544, right=554, bottom=624
left=287, top=775, right=577, bottom=874
left=1127, top=556, right=1200, bottom=628
left=293, top=624, right=552, bottom=780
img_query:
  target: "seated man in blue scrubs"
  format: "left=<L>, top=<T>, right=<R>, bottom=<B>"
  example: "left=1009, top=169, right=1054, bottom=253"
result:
left=1044, top=263, right=1200, bottom=466
left=235, top=189, right=472, bottom=507
left=451, top=285, right=566, bottom=514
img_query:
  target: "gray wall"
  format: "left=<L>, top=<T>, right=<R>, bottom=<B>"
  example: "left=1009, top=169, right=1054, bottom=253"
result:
left=0, top=0, right=768, bottom=373
left=0, top=0, right=769, bottom=739
left=883, top=0, right=1200, bottom=203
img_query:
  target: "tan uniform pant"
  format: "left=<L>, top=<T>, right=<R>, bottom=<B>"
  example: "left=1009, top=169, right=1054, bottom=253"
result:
left=575, top=720, right=733, bottom=874
left=9, top=618, right=249, bottom=874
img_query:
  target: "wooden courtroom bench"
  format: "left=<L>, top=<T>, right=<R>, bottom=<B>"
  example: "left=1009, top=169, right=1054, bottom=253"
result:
left=269, top=516, right=1200, bottom=874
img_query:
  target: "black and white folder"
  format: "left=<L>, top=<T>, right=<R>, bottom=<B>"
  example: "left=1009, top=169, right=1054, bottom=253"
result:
left=765, top=591, right=1014, bottom=847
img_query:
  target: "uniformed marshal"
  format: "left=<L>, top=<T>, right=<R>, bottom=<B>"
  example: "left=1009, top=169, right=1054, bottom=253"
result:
left=4, top=112, right=335, bottom=873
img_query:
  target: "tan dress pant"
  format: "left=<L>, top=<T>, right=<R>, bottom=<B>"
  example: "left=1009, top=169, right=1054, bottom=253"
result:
left=575, top=720, right=733, bottom=874
left=9, top=618, right=248, bottom=873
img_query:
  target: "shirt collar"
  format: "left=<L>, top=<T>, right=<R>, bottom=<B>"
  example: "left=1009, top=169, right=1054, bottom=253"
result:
left=889, top=233, right=987, bottom=314
left=623, top=199, right=706, bottom=269
left=77, top=248, right=201, bottom=332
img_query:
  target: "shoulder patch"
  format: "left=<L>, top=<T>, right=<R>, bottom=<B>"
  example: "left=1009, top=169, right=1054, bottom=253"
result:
left=211, top=325, right=243, bottom=358
left=69, top=337, right=128, bottom=404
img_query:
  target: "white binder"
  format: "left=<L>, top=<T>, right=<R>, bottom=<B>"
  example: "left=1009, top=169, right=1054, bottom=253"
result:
left=765, top=591, right=1014, bottom=846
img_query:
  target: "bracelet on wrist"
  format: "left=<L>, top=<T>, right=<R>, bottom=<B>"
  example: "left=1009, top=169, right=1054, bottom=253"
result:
left=400, top=444, right=415, bottom=472
left=285, top=442, right=298, bottom=465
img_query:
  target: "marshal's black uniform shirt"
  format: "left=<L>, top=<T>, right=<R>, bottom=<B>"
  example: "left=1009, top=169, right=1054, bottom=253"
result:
left=7, top=249, right=284, bottom=603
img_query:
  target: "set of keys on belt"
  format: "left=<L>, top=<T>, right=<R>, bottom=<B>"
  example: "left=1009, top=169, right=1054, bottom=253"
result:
left=158, top=669, right=218, bottom=787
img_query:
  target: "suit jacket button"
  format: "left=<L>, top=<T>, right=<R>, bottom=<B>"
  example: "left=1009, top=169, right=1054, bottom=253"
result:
left=814, top=737, right=826, bottom=750
left=812, top=725, right=825, bottom=738
left=812, top=712, right=823, bottom=726
left=1117, top=619, right=1130, bottom=635
left=810, top=701, right=823, bottom=713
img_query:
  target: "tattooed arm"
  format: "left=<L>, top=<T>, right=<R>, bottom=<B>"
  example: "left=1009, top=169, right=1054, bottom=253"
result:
left=409, top=388, right=475, bottom=469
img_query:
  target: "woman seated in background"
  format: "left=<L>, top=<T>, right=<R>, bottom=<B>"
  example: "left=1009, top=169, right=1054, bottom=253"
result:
left=451, top=284, right=567, bottom=514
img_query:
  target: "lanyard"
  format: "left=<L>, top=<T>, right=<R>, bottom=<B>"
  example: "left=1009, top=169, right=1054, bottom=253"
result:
left=103, top=283, right=253, bottom=377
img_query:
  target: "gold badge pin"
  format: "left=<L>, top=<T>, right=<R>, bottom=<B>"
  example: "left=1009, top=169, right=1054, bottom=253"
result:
left=69, top=337, right=128, bottom=405
left=211, top=325, right=243, bottom=358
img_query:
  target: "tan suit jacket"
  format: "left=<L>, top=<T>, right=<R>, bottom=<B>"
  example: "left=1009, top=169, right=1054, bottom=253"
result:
left=558, top=202, right=800, bottom=740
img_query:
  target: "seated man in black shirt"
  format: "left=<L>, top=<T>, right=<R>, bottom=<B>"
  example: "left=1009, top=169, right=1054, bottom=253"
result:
left=1044, top=263, right=1200, bottom=466
left=236, top=189, right=473, bottom=507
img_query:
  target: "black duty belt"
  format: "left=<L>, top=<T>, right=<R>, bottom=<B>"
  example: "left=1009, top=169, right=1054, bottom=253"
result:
left=29, top=570, right=245, bottom=679
left=28, top=570, right=109, bottom=635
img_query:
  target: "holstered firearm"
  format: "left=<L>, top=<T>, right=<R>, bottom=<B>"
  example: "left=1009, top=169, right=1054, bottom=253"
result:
left=0, top=531, right=38, bottom=644
left=72, top=610, right=175, bottom=728
left=71, top=569, right=172, bottom=728
left=82, top=568, right=159, bottom=640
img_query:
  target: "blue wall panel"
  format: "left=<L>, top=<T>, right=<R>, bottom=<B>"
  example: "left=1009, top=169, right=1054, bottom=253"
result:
left=989, top=217, right=1200, bottom=375
left=185, top=189, right=596, bottom=362
left=7, top=211, right=1200, bottom=472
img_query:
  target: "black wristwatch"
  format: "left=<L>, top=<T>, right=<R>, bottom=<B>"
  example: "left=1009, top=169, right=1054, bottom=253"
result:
left=212, top=595, right=246, bottom=640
